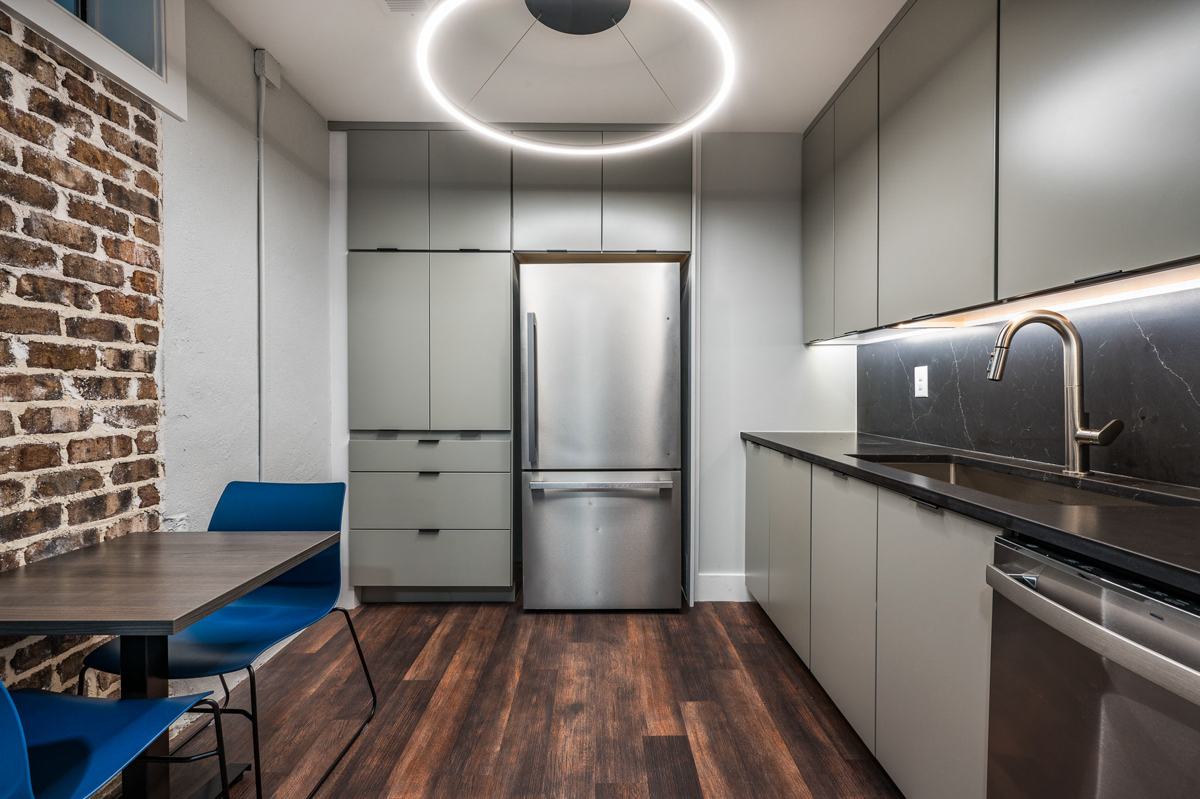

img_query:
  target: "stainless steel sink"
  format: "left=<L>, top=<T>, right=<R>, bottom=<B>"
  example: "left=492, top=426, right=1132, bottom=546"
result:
left=860, top=458, right=1148, bottom=507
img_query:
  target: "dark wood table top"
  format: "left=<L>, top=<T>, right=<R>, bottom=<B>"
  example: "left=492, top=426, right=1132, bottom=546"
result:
left=0, top=530, right=339, bottom=636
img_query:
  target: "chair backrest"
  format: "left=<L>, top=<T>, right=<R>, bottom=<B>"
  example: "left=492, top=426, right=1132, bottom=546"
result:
left=0, top=682, right=34, bottom=799
left=208, top=481, right=346, bottom=588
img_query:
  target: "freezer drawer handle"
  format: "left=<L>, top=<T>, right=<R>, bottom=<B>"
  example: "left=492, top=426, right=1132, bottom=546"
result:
left=985, top=564, right=1200, bottom=708
left=527, top=312, right=538, bottom=464
left=530, top=481, right=673, bottom=491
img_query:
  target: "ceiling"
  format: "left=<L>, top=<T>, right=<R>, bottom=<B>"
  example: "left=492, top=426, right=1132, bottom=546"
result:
left=207, top=0, right=907, bottom=132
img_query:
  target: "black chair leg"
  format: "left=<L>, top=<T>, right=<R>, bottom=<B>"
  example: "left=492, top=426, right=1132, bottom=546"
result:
left=301, top=607, right=377, bottom=799
left=247, top=665, right=264, bottom=799
left=76, top=665, right=89, bottom=696
left=198, top=698, right=233, bottom=799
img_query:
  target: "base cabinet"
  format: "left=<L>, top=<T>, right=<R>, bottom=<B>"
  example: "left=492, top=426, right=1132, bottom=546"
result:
left=768, top=452, right=812, bottom=664
left=810, top=465, right=879, bottom=751
left=876, top=489, right=996, bottom=799
left=744, top=442, right=771, bottom=607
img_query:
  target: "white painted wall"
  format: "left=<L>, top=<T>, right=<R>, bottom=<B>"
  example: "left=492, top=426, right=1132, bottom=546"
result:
left=694, top=132, right=857, bottom=601
left=161, top=0, right=333, bottom=530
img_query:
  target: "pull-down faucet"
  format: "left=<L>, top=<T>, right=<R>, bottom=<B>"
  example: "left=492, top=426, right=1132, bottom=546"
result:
left=986, top=310, right=1123, bottom=476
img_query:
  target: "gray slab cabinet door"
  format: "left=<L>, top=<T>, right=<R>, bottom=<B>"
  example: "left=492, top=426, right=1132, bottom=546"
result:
left=878, top=0, right=996, bottom=326
left=347, top=252, right=429, bottom=430
left=834, top=52, right=879, bottom=337
left=810, top=466, right=878, bottom=751
left=876, top=490, right=996, bottom=799
left=347, top=130, right=429, bottom=250
left=601, top=132, right=692, bottom=253
left=744, top=441, right=770, bottom=608
left=768, top=451, right=812, bottom=665
left=429, top=253, right=512, bottom=431
left=997, top=0, right=1200, bottom=297
left=429, top=131, right=511, bottom=251
left=513, top=132, right=602, bottom=251
left=802, top=110, right=836, bottom=344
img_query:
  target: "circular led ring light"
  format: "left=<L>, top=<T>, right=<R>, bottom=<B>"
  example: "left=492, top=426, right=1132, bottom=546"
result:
left=417, top=0, right=736, bottom=157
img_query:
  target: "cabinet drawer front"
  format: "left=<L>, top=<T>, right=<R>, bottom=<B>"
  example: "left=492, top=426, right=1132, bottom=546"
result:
left=350, top=439, right=511, bottom=472
left=350, top=473, right=511, bottom=530
left=349, top=529, right=511, bottom=587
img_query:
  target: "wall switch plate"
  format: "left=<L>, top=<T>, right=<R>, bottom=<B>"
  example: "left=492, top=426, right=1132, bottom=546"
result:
left=914, top=365, right=929, bottom=398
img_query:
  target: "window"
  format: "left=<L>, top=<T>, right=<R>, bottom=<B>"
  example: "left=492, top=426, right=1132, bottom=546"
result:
left=53, top=0, right=163, bottom=74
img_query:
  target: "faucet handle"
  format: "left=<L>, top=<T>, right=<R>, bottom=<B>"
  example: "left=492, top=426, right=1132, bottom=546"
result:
left=1077, top=419, right=1124, bottom=447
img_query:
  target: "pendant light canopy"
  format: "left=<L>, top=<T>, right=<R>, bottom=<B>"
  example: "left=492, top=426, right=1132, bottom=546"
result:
left=416, top=0, right=736, bottom=157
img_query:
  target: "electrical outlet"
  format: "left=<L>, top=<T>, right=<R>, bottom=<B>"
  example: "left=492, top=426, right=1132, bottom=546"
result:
left=914, top=365, right=929, bottom=398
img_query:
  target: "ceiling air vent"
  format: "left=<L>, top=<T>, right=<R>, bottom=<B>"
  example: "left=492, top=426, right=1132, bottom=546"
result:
left=376, top=0, right=428, bottom=14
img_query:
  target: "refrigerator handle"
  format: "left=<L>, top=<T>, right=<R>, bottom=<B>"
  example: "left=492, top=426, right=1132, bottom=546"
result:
left=527, top=312, right=538, bottom=464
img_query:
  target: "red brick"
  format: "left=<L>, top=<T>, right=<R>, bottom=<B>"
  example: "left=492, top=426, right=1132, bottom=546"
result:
left=0, top=442, right=60, bottom=474
left=63, top=73, right=128, bottom=127
left=24, top=530, right=101, bottom=566
left=0, top=13, right=12, bottom=36
left=102, top=236, right=160, bottom=270
left=134, top=170, right=159, bottom=196
left=67, top=489, right=132, bottom=525
left=102, top=347, right=154, bottom=373
left=133, top=114, right=156, bottom=143
left=0, top=99, right=55, bottom=147
left=0, top=303, right=59, bottom=334
left=112, top=457, right=158, bottom=485
left=135, top=430, right=157, bottom=453
left=97, top=289, right=157, bottom=320
left=0, top=408, right=12, bottom=435
left=134, top=324, right=158, bottom=345
left=0, top=167, right=56, bottom=208
left=130, top=270, right=156, bottom=295
left=25, top=341, right=96, bottom=370
left=0, top=373, right=61, bottom=401
left=102, top=180, right=158, bottom=221
left=62, top=253, right=124, bottom=287
left=0, top=68, right=9, bottom=101
left=69, top=196, right=129, bottom=234
left=65, top=316, right=130, bottom=342
left=10, top=637, right=53, bottom=672
left=35, top=468, right=103, bottom=497
left=136, top=378, right=157, bottom=400
left=21, top=147, right=98, bottom=194
left=23, top=211, right=98, bottom=252
left=68, top=375, right=130, bottom=399
left=27, top=86, right=93, bottom=136
left=0, top=549, right=20, bottom=571
left=0, top=233, right=54, bottom=268
left=20, top=405, right=92, bottom=433
left=0, top=503, right=61, bottom=543
left=99, top=404, right=156, bottom=428
left=137, top=483, right=160, bottom=507
left=24, top=29, right=93, bottom=81
left=0, top=37, right=54, bottom=88
left=133, top=218, right=159, bottom=245
left=101, top=124, right=158, bottom=171
left=0, top=199, right=13, bottom=229
left=67, top=435, right=132, bottom=464
left=10, top=663, right=54, bottom=690
left=68, top=137, right=130, bottom=181
left=0, top=478, right=22, bottom=507
left=15, top=273, right=94, bottom=310
left=99, top=76, right=155, bottom=118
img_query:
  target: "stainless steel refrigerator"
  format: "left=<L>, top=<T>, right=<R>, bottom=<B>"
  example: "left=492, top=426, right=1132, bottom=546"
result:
left=520, top=261, right=682, bottom=610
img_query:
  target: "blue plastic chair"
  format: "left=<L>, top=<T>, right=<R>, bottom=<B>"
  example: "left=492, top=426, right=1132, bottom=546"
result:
left=1, top=679, right=229, bottom=799
left=78, top=481, right=375, bottom=799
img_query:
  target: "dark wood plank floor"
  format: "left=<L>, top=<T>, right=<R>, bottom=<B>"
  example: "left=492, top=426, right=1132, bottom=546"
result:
left=172, top=599, right=901, bottom=799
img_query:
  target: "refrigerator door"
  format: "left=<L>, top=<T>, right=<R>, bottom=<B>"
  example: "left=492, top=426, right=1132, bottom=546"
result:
left=520, top=262, right=681, bottom=470
left=523, top=471, right=682, bottom=609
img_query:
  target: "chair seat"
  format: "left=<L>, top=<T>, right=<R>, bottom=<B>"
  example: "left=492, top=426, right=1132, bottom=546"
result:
left=10, top=689, right=206, bottom=799
left=84, top=587, right=334, bottom=679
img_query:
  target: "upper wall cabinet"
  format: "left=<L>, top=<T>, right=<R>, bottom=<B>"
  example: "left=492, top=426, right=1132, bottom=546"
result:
left=514, top=132, right=603, bottom=251
left=601, top=132, right=692, bottom=252
left=348, top=131, right=429, bottom=250
left=802, top=111, right=836, bottom=344
left=997, top=0, right=1200, bottom=297
left=878, top=0, right=997, bottom=326
left=833, top=53, right=880, bottom=337
left=430, top=131, right=511, bottom=251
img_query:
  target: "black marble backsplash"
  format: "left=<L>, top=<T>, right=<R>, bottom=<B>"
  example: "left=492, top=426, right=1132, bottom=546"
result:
left=857, top=286, right=1200, bottom=487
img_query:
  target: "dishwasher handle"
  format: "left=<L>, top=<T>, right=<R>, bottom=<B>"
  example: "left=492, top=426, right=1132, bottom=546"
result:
left=530, top=481, right=673, bottom=491
left=986, top=564, right=1200, bottom=708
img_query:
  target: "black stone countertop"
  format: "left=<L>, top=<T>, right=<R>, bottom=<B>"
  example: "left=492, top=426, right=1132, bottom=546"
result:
left=742, top=431, right=1200, bottom=600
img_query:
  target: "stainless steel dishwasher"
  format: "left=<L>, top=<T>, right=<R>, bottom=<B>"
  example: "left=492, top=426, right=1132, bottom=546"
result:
left=986, top=539, right=1200, bottom=797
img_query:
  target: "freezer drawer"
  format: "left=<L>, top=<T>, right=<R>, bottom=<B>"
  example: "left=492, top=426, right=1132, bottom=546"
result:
left=350, top=472, right=511, bottom=530
left=522, top=470, right=681, bottom=610
left=349, top=529, right=512, bottom=588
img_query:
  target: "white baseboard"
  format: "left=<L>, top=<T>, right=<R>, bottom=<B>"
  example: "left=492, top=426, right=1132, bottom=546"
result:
left=695, top=572, right=754, bottom=602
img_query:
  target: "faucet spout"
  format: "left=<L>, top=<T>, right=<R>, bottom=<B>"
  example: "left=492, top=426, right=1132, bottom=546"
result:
left=985, top=310, right=1121, bottom=476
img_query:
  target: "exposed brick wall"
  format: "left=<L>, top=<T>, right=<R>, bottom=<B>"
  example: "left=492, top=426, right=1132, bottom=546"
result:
left=0, top=11, right=162, bottom=697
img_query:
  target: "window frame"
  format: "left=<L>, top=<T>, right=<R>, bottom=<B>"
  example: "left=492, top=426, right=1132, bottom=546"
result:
left=1, top=0, right=187, bottom=120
